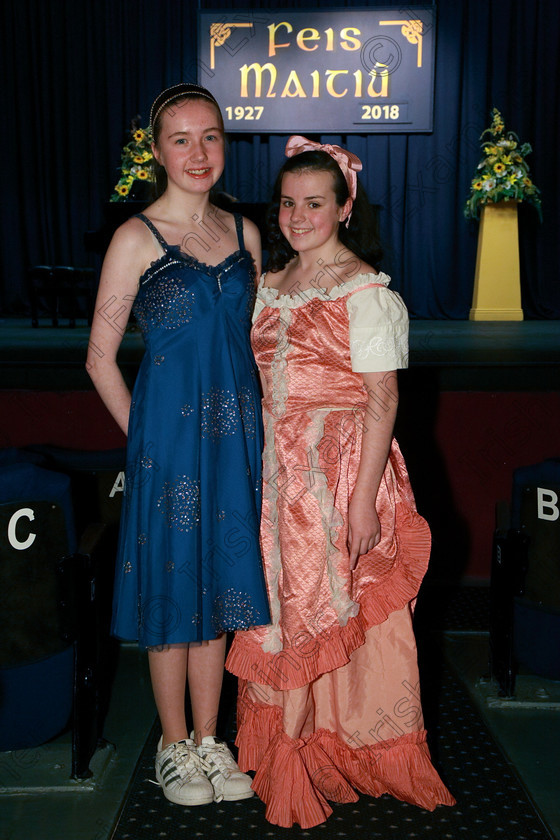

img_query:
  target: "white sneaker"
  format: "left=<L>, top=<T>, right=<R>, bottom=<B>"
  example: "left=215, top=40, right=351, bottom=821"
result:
left=155, top=737, right=214, bottom=806
left=196, top=735, right=254, bottom=802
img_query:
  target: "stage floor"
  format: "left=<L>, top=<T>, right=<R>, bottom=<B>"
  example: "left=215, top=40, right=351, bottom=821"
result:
left=1, top=318, right=559, bottom=390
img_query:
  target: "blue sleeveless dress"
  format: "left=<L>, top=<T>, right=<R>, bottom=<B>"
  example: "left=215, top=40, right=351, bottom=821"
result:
left=111, top=213, right=270, bottom=647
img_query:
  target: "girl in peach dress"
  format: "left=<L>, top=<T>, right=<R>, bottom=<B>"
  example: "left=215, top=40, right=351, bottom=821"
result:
left=226, top=136, right=455, bottom=828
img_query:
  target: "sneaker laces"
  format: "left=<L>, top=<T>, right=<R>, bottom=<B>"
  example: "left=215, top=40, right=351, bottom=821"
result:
left=200, top=740, right=237, bottom=778
left=172, top=742, right=211, bottom=781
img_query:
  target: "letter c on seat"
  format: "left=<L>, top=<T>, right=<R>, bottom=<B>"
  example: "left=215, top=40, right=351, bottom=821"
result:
left=8, top=507, right=37, bottom=550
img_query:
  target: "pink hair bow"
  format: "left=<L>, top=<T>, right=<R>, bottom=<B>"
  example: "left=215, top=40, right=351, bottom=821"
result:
left=284, top=135, right=363, bottom=202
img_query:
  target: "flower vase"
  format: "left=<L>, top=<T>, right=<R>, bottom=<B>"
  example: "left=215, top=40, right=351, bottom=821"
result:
left=469, top=201, right=523, bottom=321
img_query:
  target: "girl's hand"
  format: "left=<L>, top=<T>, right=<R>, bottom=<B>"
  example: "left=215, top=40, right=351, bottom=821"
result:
left=347, top=492, right=381, bottom=570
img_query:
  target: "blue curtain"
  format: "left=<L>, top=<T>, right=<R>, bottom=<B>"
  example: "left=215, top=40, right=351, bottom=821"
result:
left=2, top=0, right=559, bottom=318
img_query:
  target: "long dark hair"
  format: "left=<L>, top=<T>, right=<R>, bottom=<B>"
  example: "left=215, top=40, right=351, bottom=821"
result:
left=150, top=84, right=224, bottom=198
left=265, top=150, right=382, bottom=272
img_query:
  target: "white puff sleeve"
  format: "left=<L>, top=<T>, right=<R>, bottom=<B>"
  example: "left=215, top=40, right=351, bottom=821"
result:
left=346, top=281, right=409, bottom=372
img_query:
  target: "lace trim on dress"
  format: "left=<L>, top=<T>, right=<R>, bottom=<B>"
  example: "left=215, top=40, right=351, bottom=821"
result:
left=350, top=333, right=409, bottom=362
left=270, top=309, right=291, bottom=420
left=260, top=412, right=284, bottom=654
left=305, top=409, right=359, bottom=626
left=257, top=272, right=391, bottom=309
left=136, top=213, right=251, bottom=286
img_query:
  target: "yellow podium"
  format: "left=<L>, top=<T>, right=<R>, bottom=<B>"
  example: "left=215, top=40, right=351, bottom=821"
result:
left=469, top=201, right=523, bottom=321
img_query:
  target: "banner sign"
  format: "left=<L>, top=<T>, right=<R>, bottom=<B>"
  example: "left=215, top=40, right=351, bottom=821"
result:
left=198, top=8, right=436, bottom=133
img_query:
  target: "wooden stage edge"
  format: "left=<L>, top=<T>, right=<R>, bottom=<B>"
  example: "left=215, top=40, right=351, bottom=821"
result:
left=0, top=318, right=559, bottom=391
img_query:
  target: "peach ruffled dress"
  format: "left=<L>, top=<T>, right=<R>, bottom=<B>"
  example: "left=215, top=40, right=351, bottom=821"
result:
left=226, top=273, right=455, bottom=828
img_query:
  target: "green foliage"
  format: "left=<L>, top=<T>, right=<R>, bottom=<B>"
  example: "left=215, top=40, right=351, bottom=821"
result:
left=110, top=119, right=155, bottom=202
left=464, top=108, right=542, bottom=221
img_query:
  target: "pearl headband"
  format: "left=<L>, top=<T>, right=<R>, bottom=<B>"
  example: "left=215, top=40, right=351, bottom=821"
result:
left=150, top=83, right=220, bottom=131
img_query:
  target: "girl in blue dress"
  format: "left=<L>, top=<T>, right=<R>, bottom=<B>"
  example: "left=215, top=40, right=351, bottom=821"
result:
left=87, top=83, right=270, bottom=807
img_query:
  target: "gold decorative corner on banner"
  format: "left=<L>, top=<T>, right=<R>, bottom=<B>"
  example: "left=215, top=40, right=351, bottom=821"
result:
left=210, top=23, right=254, bottom=69
left=379, top=20, right=423, bottom=67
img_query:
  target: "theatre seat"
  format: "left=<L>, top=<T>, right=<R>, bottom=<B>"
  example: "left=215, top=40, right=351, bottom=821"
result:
left=27, top=264, right=96, bottom=327
left=490, top=458, right=560, bottom=696
left=23, top=444, right=126, bottom=534
left=0, top=456, right=107, bottom=777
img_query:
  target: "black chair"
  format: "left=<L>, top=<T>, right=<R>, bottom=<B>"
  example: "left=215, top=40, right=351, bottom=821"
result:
left=27, top=265, right=97, bottom=327
left=27, top=265, right=54, bottom=328
left=490, top=458, right=560, bottom=696
left=24, top=445, right=128, bottom=751
left=0, top=455, right=107, bottom=778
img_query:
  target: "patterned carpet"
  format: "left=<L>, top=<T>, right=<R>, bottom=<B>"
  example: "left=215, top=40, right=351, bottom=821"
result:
left=110, top=587, right=553, bottom=840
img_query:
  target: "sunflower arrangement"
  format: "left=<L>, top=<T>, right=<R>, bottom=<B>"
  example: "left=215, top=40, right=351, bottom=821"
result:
left=464, top=108, right=542, bottom=220
left=110, top=118, right=155, bottom=201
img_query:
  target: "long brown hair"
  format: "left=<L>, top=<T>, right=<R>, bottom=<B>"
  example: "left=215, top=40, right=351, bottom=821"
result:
left=266, top=150, right=383, bottom=272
